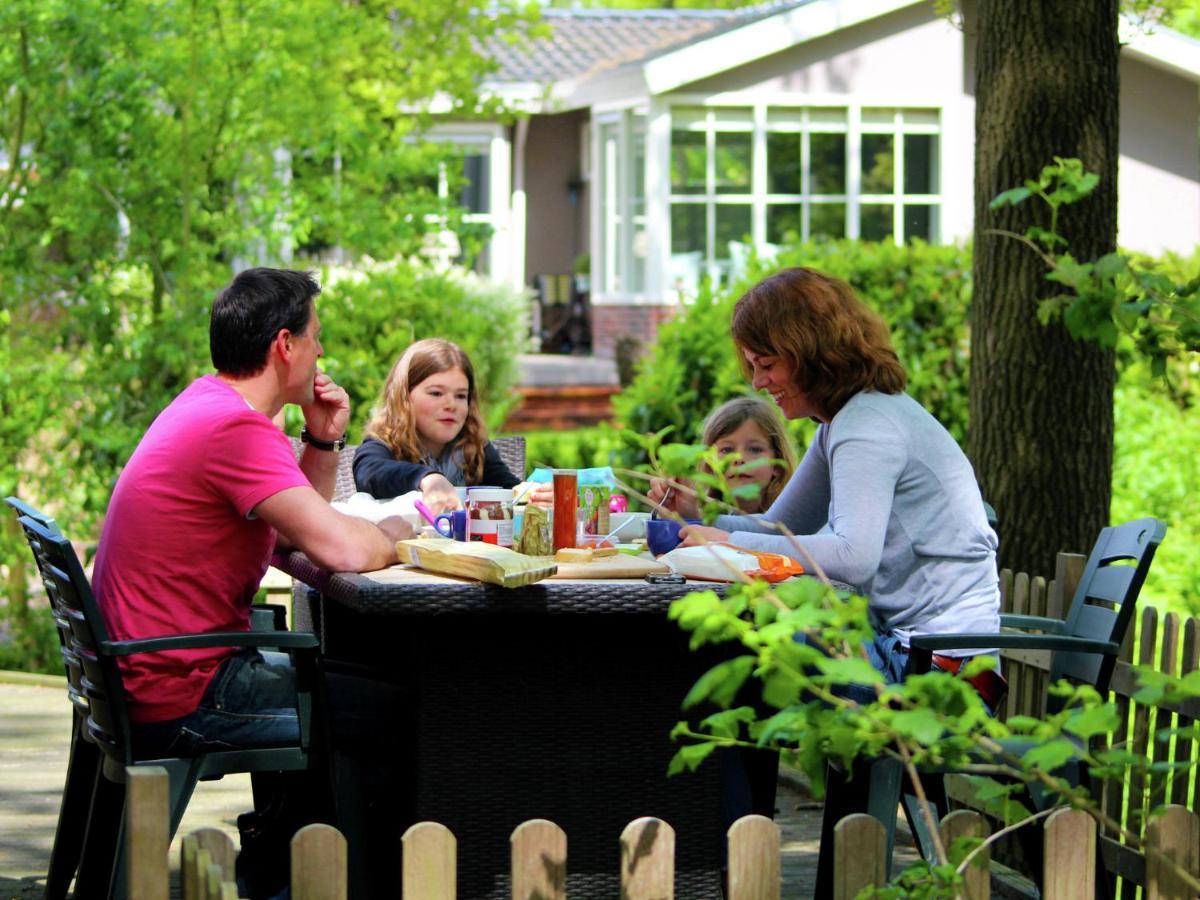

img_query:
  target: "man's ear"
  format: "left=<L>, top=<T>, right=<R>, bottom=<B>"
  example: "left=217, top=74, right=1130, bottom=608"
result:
left=272, top=329, right=295, bottom=363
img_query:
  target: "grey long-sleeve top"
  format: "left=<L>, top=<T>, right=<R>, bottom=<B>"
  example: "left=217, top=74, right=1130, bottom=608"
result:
left=716, top=391, right=1000, bottom=647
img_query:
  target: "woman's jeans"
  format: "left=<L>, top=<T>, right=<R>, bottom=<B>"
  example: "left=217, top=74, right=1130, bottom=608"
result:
left=131, top=649, right=300, bottom=759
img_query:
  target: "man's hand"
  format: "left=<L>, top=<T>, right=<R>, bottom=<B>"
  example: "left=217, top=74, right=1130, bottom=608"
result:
left=377, top=515, right=416, bottom=544
left=302, top=371, right=351, bottom=443
left=420, top=473, right=462, bottom=514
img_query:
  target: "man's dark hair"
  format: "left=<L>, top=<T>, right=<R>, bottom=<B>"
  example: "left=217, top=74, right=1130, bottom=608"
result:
left=210, top=268, right=321, bottom=376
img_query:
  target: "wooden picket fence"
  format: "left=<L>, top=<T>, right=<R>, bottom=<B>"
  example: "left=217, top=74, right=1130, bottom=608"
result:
left=991, top=552, right=1200, bottom=896
left=121, top=766, right=1200, bottom=900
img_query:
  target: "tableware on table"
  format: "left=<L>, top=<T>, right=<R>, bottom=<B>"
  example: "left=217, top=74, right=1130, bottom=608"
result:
left=434, top=508, right=468, bottom=541
left=552, top=469, right=578, bottom=550
left=646, top=517, right=700, bottom=556
left=466, top=487, right=514, bottom=547
left=607, top=511, right=650, bottom=541
left=652, top=486, right=675, bottom=520
left=413, top=499, right=439, bottom=528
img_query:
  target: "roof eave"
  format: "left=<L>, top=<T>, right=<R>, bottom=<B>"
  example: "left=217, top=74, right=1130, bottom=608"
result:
left=642, top=0, right=924, bottom=95
left=1121, top=17, right=1200, bottom=82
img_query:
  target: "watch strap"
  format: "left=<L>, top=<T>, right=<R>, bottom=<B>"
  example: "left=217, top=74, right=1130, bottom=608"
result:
left=300, top=427, right=346, bottom=452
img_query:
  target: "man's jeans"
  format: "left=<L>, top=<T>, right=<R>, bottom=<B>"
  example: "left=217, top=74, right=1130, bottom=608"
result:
left=132, top=649, right=300, bottom=759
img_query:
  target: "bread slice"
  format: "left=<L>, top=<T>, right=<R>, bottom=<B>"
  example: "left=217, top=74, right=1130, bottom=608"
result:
left=555, top=547, right=594, bottom=563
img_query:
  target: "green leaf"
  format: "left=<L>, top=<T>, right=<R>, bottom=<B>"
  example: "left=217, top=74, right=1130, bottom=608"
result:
left=889, top=708, right=946, bottom=744
left=1021, top=739, right=1079, bottom=772
left=681, top=656, right=757, bottom=709
left=667, top=742, right=717, bottom=776
left=990, top=186, right=1032, bottom=209
left=1064, top=705, right=1118, bottom=740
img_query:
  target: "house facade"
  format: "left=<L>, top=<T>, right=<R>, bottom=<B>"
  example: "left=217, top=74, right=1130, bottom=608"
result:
left=448, top=0, right=1200, bottom=358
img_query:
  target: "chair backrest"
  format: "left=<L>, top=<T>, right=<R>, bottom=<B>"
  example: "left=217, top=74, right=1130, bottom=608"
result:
left=289, top=435, right=359, bottom=502
left=12, top=512, right=135, bottom=766
left=5, top=497, right=90, bottom=719
left=1051, top=516, right=1168, bottom=702
left=493, top=435, right=526, bottom=481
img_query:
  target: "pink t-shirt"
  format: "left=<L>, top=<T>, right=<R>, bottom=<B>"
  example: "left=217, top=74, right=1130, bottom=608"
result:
left=92, top=375, right=311, bottom=723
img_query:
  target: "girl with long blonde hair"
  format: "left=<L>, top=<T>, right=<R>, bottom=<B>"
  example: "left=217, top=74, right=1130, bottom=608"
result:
left=354, top=339, right=519, bottom=510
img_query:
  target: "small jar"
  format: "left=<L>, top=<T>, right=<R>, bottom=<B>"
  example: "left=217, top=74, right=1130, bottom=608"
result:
left=466, top=488, right=514, bottom=547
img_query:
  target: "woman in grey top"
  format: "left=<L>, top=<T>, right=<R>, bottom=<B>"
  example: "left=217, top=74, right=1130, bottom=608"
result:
left=650, top=267, right=1000, bottom=689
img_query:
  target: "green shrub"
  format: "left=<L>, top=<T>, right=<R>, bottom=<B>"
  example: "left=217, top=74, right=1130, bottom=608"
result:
left=517, top=426, right=625, bottom=473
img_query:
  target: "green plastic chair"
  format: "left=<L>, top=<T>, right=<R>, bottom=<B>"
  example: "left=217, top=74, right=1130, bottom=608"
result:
left=815, top=516, right=1167, bottom=895
left=10, top=506, right=325, bottom=900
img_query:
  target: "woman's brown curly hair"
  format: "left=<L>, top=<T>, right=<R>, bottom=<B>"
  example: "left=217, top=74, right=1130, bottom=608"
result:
left=731, top=267, right=906, bottom=420
left=364, top=338, right=488, bottom=484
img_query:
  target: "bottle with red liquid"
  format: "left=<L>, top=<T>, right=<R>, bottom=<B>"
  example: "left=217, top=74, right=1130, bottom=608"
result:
left=552, top=470, right=578, bottom=550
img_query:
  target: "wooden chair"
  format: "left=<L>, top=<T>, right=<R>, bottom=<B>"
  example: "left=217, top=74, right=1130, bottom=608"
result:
left=816, top=517, right=1167, bottom=894
left=9, top=504, right=325, bottom=899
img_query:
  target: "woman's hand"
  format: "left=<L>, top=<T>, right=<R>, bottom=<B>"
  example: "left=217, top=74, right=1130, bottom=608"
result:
left=420, top=473, right=461, bottom=513
left=678, top=524, right=730, bottom=547
left=647, top=477, right=700, bottom=519
left=516, top=481, right=555, bottom=508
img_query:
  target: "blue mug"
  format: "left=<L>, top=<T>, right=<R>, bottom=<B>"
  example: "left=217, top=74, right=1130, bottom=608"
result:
left=434, top=509, right=468, bottom=541
left=646, top=518, right=700, bottom=556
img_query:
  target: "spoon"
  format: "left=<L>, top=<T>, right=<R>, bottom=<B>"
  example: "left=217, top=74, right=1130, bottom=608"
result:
left=652, top=486, right=676, bottom=520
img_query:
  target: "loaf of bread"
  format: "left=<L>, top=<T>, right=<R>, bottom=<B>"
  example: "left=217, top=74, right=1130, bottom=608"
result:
left=554, top=546, right=619, bottom=563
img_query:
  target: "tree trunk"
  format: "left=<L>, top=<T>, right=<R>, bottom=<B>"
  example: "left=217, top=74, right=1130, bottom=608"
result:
left=969, top=0, right=1119, bottom=577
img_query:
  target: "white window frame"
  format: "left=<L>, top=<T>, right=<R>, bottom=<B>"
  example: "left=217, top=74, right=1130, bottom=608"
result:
left=658, top=94, right=944, bottom=299
left=425, top=123, right=512, bottom=284
left=591, top=105, right=651, bottom=305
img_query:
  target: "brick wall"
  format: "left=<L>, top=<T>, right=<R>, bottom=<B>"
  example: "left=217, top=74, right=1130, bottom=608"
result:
left=590, top=304, right=678, bottom=361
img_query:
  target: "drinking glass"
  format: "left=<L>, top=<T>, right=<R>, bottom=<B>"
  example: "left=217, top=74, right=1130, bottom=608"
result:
left=552, top=470, right=578, bottom=551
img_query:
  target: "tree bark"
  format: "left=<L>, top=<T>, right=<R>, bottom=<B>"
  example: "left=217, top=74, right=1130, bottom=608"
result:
left=969, top=0, right=1119, bottom=577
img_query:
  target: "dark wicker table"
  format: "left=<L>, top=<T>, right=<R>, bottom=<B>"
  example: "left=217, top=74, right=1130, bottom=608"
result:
left=274, top=552, right=752, bottom=900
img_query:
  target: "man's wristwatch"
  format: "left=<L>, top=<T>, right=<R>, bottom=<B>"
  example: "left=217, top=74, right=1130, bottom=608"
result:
left=300, top=426, right=346, bottom=452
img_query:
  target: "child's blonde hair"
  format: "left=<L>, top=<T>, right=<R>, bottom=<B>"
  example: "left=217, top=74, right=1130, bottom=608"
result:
left=364, top=338, right=488, bottom=483
left=701, top=396, right=797, bottom=511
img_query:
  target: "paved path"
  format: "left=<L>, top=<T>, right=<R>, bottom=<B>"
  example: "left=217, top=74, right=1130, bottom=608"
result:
left=0, top=681, right=915, bottom=898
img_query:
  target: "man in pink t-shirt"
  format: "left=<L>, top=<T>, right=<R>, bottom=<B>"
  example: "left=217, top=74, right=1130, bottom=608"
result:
left=93, top=267, right=413, bottom=758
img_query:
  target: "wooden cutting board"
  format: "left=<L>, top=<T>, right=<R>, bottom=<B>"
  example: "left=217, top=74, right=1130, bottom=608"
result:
left=550, top=554, right=669, bottom=580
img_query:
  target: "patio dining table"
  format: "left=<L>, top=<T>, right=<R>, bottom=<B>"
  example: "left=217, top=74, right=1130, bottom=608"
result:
left=272, top=551, right=769, bottom=900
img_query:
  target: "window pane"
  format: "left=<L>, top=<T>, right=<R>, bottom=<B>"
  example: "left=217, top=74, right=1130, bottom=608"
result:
left=714, top=132, right=752, bottom=194
left=904, top=204, right=937, bottom=243
left=809, top=203, right=846, bottom=240
left=808, top=107, right=848, bottom=127
left=767, top=204, right=802, bottom=244
left=904, top=134, right=937, bottom=194
left=671, top=203, right=706, bottom=254
left=860, top=204, right=894, bottom=242
left=671, top=131, right=706, bottom=195
left=715, top=205, right=752, bottom=258
left=767, top=133, right=801, bottom=194
left=460, top=153, right=489, bottom=214
left=861, top=134, right=894, bottom=194
left=810, top=133, right=846, bottom=195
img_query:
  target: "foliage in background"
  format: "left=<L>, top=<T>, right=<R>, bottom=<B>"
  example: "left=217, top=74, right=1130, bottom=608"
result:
left=0, top=0, right=537, bottom=672
left=990, top=158, right=1200, bottom=375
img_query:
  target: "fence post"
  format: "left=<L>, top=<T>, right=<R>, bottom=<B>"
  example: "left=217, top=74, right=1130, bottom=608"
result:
left=1146, top=805, right=1200, bottom=900
left=832, top=813, right=884, bottom=899
left=292, top=822, right=348, bottom=900
left=125, top=766, right=169, bottom=900
left=1043, top=807, right=1093, bottom=899
left=402, top=821, right=456, bottom=900
left=620, top=817, right=675, bottom=900
left=940, top=810, right=989, bottom=899
left=511, top=819, right=566, bottom=900
left=181, top=829, right=235, bottom=900
left=727, top=814, right=780, bottom=900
